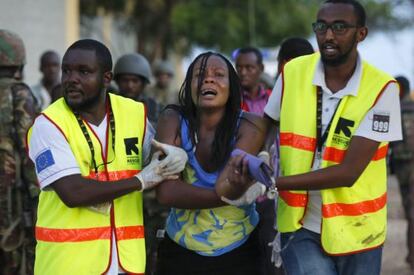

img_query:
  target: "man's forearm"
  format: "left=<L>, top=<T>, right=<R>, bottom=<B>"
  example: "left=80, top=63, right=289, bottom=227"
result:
left=276, top=135, right=381, bottom=191
left=51, top=175, right=141, bottom=208
left=276, top=163, right=357, bottom=191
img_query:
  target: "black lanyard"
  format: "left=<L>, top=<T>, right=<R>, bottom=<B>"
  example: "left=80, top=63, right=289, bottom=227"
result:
left=316, top=87, right=342, bottom=156
left=74, top=97, right=116, bottom=174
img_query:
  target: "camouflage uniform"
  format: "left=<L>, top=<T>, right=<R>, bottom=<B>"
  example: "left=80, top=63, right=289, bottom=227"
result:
left=137, top=94, right=164, bottom=127
left=389, top=98, right=414, bottom=267
left=145, top=60, right=179, bottom=105
left=0, top=30, right=39, bottom=275
left=140, top=94, right=166, bottom=275
left=143, top=190, right=170, bottom=275
left=145, top=84, right=178, bottom=106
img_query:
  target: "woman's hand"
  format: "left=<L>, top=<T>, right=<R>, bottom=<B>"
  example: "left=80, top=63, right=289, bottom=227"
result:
left=216, top=154, right=254, bottom=200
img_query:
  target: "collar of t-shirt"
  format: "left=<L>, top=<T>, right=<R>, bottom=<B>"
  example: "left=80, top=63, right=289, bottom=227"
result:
left=312, top=54, right=362, bottom=99
left=88, top=114, right=108, bottom=156
left=310, top=55, right=361, bottom=170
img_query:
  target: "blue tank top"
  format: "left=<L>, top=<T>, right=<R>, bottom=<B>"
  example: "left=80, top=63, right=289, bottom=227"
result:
left=165, top=114, right=259, bottom=256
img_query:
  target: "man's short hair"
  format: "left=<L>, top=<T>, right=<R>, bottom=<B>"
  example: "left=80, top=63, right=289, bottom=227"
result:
left=395, top=75, right=411, bottom=98
left=278, top=37, right=314, bottom=63
left=66, top=39, right=112, bottom=72
left=40, top=50, right=60, bottom=66
left=236, top=47, right=263, bottom=65
left=324, top=0, right=366, bottom=27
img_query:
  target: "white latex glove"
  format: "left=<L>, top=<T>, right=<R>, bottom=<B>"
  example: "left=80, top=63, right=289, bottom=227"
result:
left=258, top=151, right=270, bottom=165
left=269, top=232, right=283, bottom=268
left=258, top=150, right=279, bottom=199
left=135, top=151, right=178, bottom=191
left=151, top=139, right=188, bottom=175
left=221, top=182, right=266, bottom=206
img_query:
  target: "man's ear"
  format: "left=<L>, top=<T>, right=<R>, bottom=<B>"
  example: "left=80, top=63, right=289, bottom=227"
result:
left=357, top=26, right=368, bottom=43
left=259, top=63, right=264, bottom=72
left=103, top=71, right=113, bottom=87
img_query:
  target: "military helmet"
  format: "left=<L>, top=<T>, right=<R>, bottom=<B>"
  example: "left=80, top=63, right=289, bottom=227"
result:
left=114, top=53, right=151, bottom=84
left=153, top=60, right=174, bottom=76
left=0, top=29, right=26, bottom=66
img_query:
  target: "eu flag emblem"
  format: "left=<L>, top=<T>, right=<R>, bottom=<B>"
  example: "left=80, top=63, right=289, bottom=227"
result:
left=35, top=149, right=55, bottom=173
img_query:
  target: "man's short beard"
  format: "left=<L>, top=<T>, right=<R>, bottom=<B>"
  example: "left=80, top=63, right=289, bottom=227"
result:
left=321, top=53, right=349, bottom=66
left=67, top=91, right=103, bottom=112
left=65, top=72, right=107, bottom=112
left=321, top=35, right=357, bottom=67
left=65, top=84, right=106, bottom=112
left=321, top=45, right=354, bottom=67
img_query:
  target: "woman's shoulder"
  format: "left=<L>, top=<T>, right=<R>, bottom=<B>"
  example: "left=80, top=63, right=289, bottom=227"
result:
left=158, top=106, right=181, bottom=122
left=239, top=111, right=267, bottom=133
left=156, top=106, right=183, bottom=146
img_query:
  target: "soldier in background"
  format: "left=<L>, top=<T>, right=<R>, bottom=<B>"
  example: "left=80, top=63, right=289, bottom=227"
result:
left=146, top=60, right=178, bottom=105
left=114, top=53, right=163, bottom=126
left=0, top=29, right=39, bottom=275
left=389, top=75, right=414, bottom=270
left=113, top=53, right=167, bottom=275
left=31, top=50, right=60, bottom=110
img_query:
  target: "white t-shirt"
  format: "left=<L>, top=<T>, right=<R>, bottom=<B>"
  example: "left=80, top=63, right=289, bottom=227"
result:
left=29, top=113, right=154, bottom=275
left=29, top=115, right=154, bottom=189
left=264, top=56, right=402, bottom=234
left=31, top=82, right=51, bottom=110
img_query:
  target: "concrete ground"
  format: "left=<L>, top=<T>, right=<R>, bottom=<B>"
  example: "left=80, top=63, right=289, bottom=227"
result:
left=382, top=175, right=413, bottom=275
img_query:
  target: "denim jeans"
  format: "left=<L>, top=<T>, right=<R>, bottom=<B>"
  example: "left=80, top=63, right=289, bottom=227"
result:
left=280, top=228, right=382, bottom=275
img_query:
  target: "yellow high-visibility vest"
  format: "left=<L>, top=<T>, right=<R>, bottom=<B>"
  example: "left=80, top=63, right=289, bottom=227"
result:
left=278, top=53, right=395, bottom=254
left=28, top=93, right=147, bottom=274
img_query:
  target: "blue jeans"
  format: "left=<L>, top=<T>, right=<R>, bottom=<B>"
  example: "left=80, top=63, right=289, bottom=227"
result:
left=280, top=228, right=382, bottom=275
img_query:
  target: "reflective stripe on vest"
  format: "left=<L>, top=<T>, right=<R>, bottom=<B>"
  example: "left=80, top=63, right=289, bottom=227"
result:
left=36, top=225, right=144, bottom=242
left=28, top=93, right=146, bottom=274
left=278, top=141, right=388, bottom=213
left=87, top=169, right=139, bottom=181
left=278, top=53, right=394, bottom=254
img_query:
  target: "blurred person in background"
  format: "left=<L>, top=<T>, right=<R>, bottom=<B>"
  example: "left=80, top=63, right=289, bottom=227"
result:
left=114, top=53, right=163, bottom=126
left=276, top=37, right=314, bottom=78
left=31, top=50, right=60, bottom=110
left=236, top=47, right=272, bottom=115
left=388, top=75, right=414, bottom=270
left=259, top=71, right=275, bottom=90
left=113, top=52, right=167, bottom=275
left=235, top=46, right=281, bottom=275
left=0, top=29, right=39, bottom=275
left=146, top=60, right=178, bottom=105
left=50, top=83, right=63, bottom=103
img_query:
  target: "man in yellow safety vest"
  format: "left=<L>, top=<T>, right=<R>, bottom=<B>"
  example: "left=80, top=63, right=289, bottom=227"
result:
left=27, top=39, right=187, bottom=275
left=218, top=1, right=402, bottom=274
left=264, top=1, right=402, bottom=274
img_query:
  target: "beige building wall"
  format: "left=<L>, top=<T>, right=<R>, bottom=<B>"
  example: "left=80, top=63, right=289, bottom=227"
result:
left=0, top=0, right=79, bottom=86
